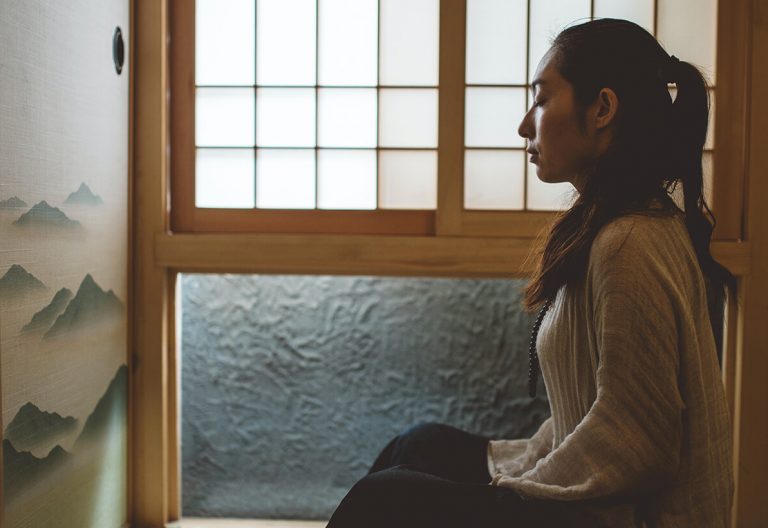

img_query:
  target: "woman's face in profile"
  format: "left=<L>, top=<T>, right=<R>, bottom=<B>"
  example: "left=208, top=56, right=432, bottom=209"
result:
left=518, top=49, right=605, bottom=192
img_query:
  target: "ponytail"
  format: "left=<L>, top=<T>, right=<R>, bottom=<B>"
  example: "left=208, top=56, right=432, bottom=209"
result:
left=668, top=58, right=737, bottom=342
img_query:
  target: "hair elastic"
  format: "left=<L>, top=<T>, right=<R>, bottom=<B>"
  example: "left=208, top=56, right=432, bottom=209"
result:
left=660, top=54, right=682, bottom=84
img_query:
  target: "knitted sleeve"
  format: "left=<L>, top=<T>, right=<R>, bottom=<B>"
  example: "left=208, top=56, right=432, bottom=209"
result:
left=488, top=416, right=554, bottom=478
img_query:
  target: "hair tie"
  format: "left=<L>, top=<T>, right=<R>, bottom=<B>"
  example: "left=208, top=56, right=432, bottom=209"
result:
left=659, top=54, right=681, bottom=84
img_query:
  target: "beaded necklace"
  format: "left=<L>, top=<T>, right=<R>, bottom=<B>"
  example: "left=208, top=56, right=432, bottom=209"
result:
left=527, top=298, right=552, bottom=398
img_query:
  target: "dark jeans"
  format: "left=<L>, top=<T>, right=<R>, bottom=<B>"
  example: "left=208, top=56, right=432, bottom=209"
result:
left=326, top=422, right=601, bottom=527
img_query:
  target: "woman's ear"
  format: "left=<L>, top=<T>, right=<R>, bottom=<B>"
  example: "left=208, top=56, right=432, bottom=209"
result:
left=595, top=87, right=619, bottom=129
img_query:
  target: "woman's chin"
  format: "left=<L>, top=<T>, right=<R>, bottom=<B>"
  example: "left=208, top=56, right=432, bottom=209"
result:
left=536, top=168, right=571, bottom=186
left=535, top=168, right=557, bottom=184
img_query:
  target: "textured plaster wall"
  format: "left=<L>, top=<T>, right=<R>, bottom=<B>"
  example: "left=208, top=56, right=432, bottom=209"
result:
left=181, top=274, right=549, bottom=520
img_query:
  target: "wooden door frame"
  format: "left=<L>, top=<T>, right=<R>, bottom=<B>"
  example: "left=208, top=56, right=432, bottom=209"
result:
left=132, top=0, right=176, bottom=524
left=728, top=1, right=768, bottom=526
left=130, top=1, right=767, bottom=526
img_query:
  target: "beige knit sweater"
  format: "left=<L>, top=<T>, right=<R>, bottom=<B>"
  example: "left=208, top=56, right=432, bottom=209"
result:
left=488, top=212, right=733, bottom=527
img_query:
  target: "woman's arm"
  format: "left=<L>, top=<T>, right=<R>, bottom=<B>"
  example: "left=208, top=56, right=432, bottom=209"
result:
left=488, top=416, right=554, bottom=478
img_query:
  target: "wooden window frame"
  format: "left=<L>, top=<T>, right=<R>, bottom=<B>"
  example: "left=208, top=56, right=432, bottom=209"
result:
left=170, top=0, right=735, bottom=240
left=170, top=0, right=437, bottom=236
left=132, top=0, right=766, bottom=527
left=169, top=0, right=560, bottom=237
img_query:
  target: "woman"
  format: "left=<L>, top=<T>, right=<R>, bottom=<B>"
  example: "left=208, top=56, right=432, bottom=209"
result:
left=327, top=18, right=734, bottom=528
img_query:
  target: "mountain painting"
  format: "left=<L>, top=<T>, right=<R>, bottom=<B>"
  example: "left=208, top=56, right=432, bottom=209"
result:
left=2, top=366, right=127, bottom=526
left=12, top=201, right=83, bottom=231
left=44, top=275, right=124, bottom=339
left=0, top=196, right=28, bottom=209
left=4, top=403, right=78, bottom=456
left=0, top=265, right=48, bottom=299
left=1, top=0, right=130, bottom=525
left=64, top=183, right=103, bottom=206
left=1, top=262, right=128, bottom=528
left=21, top=288, right=73, bottom=335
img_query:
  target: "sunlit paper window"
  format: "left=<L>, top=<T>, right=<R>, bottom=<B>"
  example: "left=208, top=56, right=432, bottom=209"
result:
left=196, top=149, right=255, bottom=209
left=318, top=150, right=377, bottom=209
left=658, top=0, right=717, bottom=83
left=318, top=0, right=378, bottom=86
left=529, top=0, right=591, bottom=84
left=593, top=0, right=654, bottom=34
left=196, top=0, right=255, bottom=85
left=196, top=88, right=255, bottom=147
left=194, top=0, right=439, bottom=210
left=465, top=88, right=526, bottom=148
left=379, top=0, right=440, bottom=86
left=464, top=150, right=525, bottom=210
left=379, top=151, right=437, bottom=209
left=257, top=0, right=317, bottom=86
left=256, top=88, right=316, bottom=148
left=466, top=0, right=527, bottom=85
left=379, top=89, right=439, bottom=148
left=318, top=89, right=377, bottom=148
left=256, top=149, right=316, bottom=209
left=463, top=0, right=718, bottom=212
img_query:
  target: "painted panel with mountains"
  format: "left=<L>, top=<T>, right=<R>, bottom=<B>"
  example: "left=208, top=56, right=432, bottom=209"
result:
left=1, top=263, right=127, bottom=513
left=3, top=366, right=127, bottom=524
left=1, top=180, right=127, bottom=525
left=0, top=265, right=124, bottom=338
left=3, top=4, right=130, bottom=523
left=0, top=261, right=127, bottom=525
left=0, top=183, right=101, bottom=232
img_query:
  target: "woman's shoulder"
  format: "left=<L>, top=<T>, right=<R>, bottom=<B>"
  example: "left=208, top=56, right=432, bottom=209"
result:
left=590, top=209, right=687, bottom=264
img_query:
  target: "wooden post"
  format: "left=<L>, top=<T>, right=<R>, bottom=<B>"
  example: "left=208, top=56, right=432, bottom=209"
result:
left=731, top=1, right=768, bottom=525
left=436, top=0, right=466, bottom=235
left=132, top=0, right=174, bottom=525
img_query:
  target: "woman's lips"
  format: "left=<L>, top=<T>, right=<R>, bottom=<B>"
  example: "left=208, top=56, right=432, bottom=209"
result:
left=529, top=153, right=539, bottom=163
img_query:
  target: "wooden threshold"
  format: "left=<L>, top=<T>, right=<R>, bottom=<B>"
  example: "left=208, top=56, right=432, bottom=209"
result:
left=167, top=519, right=325, bottom=528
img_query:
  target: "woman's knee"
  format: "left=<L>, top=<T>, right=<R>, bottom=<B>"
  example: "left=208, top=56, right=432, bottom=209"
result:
left=370, top=422, right=487, bottom=477
left=399, top=421, right=453, bottom=444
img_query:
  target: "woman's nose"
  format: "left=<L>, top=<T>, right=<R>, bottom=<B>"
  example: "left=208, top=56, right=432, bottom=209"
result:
left=518, top=111, right=533, bottom=140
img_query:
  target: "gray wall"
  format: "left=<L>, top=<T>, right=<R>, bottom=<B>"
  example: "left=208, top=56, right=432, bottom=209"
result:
left=181, top=274, right=549, bottom=519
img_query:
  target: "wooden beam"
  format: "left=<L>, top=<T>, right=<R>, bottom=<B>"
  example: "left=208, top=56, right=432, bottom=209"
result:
left=133, top=0, right=172, bottom=525
left=173, top=208, right=436, bottom=236
left=436, top=0, right=466, bottom=235
left=154, top=233, right=749, bottom=279
left=713, top=0, right=751, bottom=240
left=156, top=233, right=539, bottom=277
left=167, top=272, right=181, bottom=520
left=169, top=0, right=195, bottom=233
left=711, top=240, right=752, bottom=276
left=732, top=1, right=768, bottom=525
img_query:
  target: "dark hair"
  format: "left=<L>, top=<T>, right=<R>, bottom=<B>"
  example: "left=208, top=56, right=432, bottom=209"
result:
left=523, top=19, right=736, bottom=340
